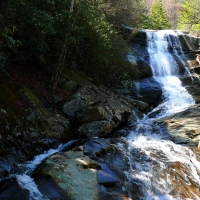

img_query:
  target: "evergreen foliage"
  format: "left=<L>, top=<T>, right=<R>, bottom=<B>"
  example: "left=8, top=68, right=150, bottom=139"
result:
left=0, top=0, right=136, bottom=86
left=143, top=0, right=171, bottom=30
left=100, top=0, right=146, bottom=28
left=177, top=0, right=200, bottom=33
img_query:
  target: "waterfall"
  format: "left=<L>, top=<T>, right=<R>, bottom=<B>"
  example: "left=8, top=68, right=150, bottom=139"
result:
left=125, top=30, right=200, bottom=200
left=146, top=30, right=195, bottom=118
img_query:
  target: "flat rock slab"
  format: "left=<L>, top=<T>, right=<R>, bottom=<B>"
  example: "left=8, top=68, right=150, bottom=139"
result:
left=158, top=104, right=200, bottom=145
left=34, top=151, right=99, bottom=200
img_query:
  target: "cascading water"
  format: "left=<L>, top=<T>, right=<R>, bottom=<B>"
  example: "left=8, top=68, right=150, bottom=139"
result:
left=124, top=30, right=200, bottom=200
left=146, top=30, right=195, bottom=118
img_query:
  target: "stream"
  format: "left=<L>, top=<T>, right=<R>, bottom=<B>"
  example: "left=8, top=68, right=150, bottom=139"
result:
left=123, top=30, right=200, bottom=199
left=1, top=30, right=200, bottom=200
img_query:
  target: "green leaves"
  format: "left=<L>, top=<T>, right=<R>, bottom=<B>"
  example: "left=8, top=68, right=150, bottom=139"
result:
left=177, top=0, right=200, bottom=32
left=143, top=0, right=171, bottom=30
left=0, top=0, right=133, bottom=85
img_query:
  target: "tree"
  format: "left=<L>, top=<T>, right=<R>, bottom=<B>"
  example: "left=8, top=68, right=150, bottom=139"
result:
left=177, top=0, right=200, bottom=33
left=143, top=0, right=171, bottom=30
left=0, top=0, right=135, bottom=88
left=99, top=0, right=146, bottom=28
left=163, top=0, right=181, bottom=29
left=143, top=0, right=181, bottom=29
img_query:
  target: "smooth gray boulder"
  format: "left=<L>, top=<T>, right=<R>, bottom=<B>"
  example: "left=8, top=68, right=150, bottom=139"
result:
left=158, top=104, right=200, bottom=145
left=33, top=139, right=131, bottom=200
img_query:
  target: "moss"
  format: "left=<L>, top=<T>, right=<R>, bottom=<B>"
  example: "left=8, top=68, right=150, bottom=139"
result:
left=62, top=68, right=92, bottom=87
left=0, top=82, right=30, bottom=141
left=0, top=83, right=27, bottom=118
left=23, top=87, right=51, bottom=117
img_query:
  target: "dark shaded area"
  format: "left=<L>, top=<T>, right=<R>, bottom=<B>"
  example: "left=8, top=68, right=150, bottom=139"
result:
left=0, top=178, right=29, bottom=200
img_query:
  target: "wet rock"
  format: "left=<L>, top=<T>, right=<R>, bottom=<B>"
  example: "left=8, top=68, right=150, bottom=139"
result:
left=179, top=34, right=200, bottom=51
left=33, top=151, right=99, bottom=200
left=158, top=104, right=200, bottom=145
left=33, top=138, right=130, bottom=200
left=83, top=138, right=111, bottom=158
left=186, top=83, right=200, bottom=103
left=139, top=78, right=162, bottom=106
left=120, top=78, right=162, bottom=107
left=97, top=163, right=120, bottom=187
left=0, top=160, right=11, bottom=179
left=179, top=76, right=194, bottom=86
left=104, top=139, right=130, bottom=179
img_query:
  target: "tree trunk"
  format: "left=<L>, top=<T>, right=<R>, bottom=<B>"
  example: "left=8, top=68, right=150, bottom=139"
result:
left=50, top=1, right=75, bottom=102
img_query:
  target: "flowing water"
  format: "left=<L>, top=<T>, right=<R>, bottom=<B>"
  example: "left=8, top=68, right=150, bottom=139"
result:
left=124, top=30, right=200, bottom=199
left=8, top=141, right=76, bottom=200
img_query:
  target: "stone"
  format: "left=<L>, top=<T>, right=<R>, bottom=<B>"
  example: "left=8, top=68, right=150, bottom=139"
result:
left=44, top=115, right=75, bottom=140
left=76, top=106, right=111, bottom=123
left=83, top=138, right=111, bottom=158
left=63, top=85, right=140, bottom=137
left=79, top=120, right=113, bottom=137
left=198, top=142, right=200, bottom=150
left=158, top=104, right=200, bottom=145
left=0, top=178, right=30, bottom=200
left=135, top=60, right=152, bottom=79
left=97, top=163, right=120, bottom=187
left=139, top=78, right=162, bottom=106
left=186, top=83, right=200, bottom=103
left=33, top=151, right=99, bottom=200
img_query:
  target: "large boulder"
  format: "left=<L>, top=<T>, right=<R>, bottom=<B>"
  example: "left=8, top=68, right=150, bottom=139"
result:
left=138, top=78, right=162, bottom=106
left=63, top=85, right=145, bottom=138
left=158, top=104, right=200, bottom=145
left=33, top=138, right=131, bottom=200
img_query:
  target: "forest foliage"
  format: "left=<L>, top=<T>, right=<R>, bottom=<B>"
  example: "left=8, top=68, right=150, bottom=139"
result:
left=177, top=0, right=200, bottom=34
left=0, top=0, right=199, bottom=88
left=143, top=0, right=171, bottom=30
left=0, top=0, right=145, bottom=86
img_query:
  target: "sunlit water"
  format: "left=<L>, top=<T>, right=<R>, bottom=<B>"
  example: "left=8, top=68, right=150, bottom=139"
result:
left=124, top=30, right=200, bottom=200
left=12, top=141, right=75, bottom=200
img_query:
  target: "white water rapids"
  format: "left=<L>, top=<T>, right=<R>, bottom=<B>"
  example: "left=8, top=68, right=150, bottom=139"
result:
left=124, top=30, right=200, bottom=199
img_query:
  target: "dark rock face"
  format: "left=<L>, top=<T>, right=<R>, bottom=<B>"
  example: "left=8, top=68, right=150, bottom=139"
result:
left=186, top=83, right=200, bottom=104
left=138, top=78, right=162, bottom=106
left=178, top=34, right=200, bottom=52
left=120, top=24, right=133, bottom=40
left=135, top=60, right=152, bottom=79
left=43, top=115, right=74, bottom=140
left=0, top=178, right=30, bottom=200
left=63, top=86, right=143, bottom=137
